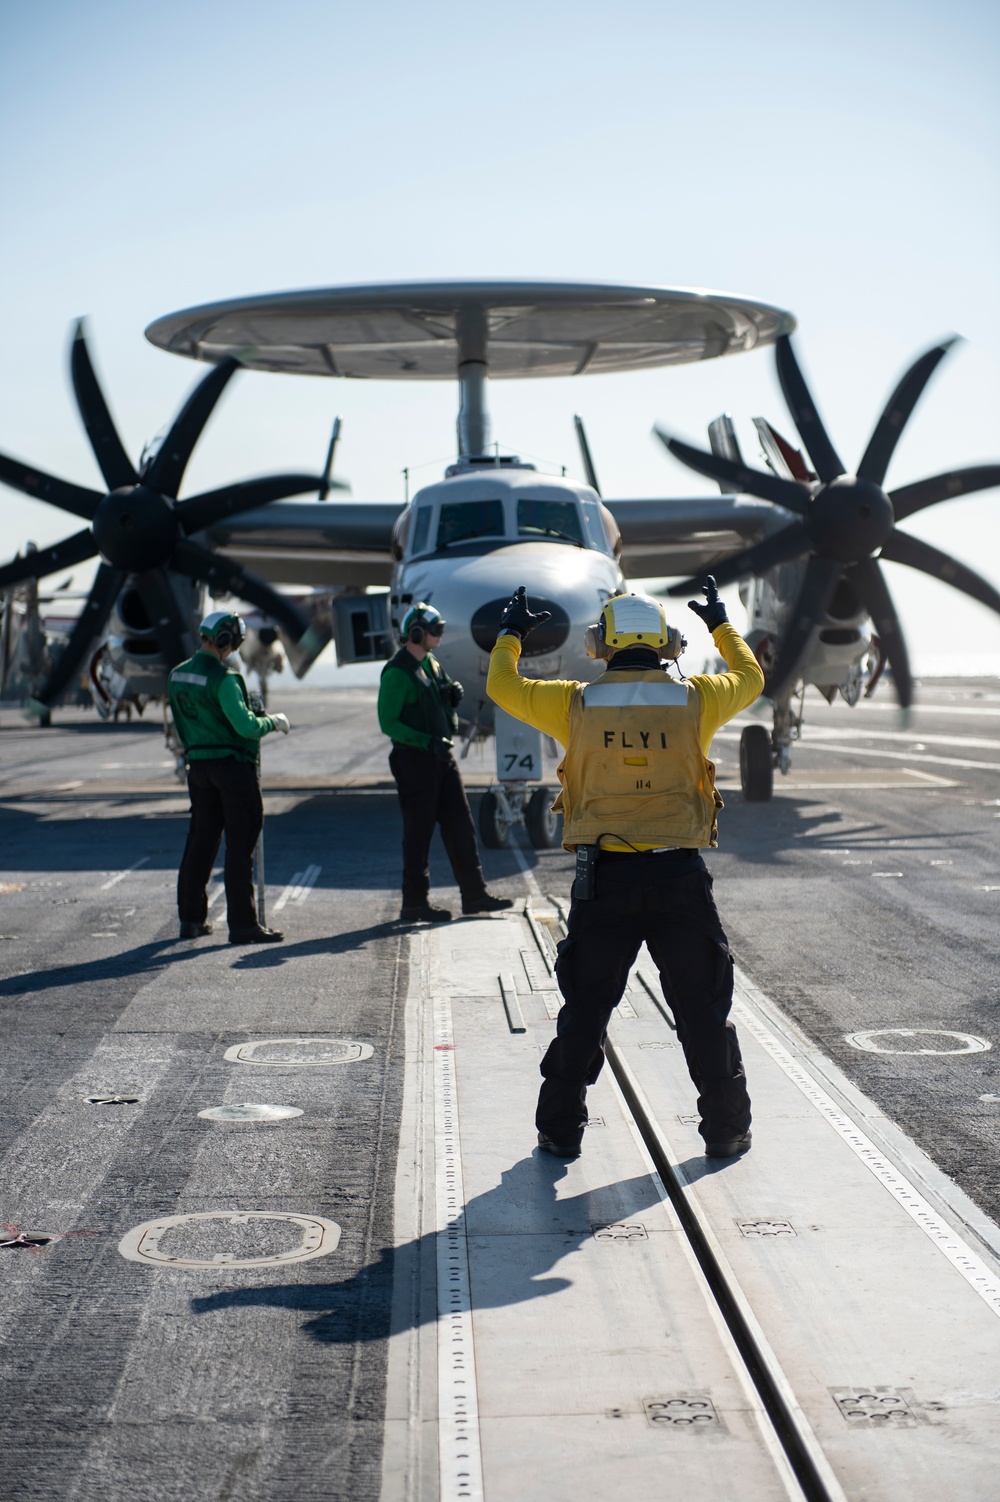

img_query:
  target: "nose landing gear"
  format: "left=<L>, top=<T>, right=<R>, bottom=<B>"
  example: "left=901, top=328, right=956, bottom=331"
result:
left=480, top=784, right=563, bottom=849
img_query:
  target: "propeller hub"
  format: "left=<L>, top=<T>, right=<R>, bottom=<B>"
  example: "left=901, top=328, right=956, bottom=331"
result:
left=93, top=485, right=180, bottom=573
left=809, top=476, right=894, bottom=563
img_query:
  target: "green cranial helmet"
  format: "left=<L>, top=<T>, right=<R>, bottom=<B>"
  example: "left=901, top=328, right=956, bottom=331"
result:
left=400, top=602, right=446, bottom=644
left=199, top=610, right=246, bottom=650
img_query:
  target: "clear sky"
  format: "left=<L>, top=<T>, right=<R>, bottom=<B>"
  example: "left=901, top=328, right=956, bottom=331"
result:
left=2, top=0, right=998, bottom=673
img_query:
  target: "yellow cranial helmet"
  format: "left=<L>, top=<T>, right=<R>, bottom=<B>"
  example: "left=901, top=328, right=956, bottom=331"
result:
left=584, top=592, right=685, bottom=660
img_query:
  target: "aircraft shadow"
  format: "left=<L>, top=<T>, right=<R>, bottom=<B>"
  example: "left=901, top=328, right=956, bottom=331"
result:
left=721, top=795, right=976, bottom=868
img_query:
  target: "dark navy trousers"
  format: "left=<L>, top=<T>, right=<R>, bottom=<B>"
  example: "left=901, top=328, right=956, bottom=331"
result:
left=536, top=849, right=751, bottom=1149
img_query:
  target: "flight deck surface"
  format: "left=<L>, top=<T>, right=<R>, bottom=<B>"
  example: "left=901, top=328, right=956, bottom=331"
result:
left=1, top=680, right=999, bottom=1500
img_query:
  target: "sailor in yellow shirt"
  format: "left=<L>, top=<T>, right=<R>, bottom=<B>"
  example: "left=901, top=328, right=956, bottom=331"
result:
left=487, top=578, right=764, bottom=1161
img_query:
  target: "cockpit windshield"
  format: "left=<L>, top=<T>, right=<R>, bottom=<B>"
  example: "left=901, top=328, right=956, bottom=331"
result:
left=516, top=498, right=584, bottom=546
left=436, top=499, right=505, bottom=548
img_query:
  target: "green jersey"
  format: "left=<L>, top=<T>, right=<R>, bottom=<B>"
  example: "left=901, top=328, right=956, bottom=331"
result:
left=377, top=647, right=459, bottom=750
left=168, top=650, right=275, bottom=765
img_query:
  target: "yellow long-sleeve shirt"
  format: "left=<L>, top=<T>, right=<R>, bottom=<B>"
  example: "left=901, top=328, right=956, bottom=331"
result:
left=486, top=623, right=765, bottom=755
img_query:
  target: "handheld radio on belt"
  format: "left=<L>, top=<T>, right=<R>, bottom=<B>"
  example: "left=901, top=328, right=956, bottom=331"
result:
left=575, top=844, right=599, bottom=900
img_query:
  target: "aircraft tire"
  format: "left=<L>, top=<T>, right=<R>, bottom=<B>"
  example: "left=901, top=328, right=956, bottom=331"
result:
left=479, top=790, right=511, bottom=849
left=740, top=724, right=774, bottom=802
left=526, top=788, right=562, bottom=849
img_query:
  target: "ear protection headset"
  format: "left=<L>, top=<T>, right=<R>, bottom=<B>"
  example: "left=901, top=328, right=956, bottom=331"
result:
left=199, top=610, right=246, bottom=652
left=214, top=618, right=245, bottom=652
left=401, top=603, right=446, bottom=646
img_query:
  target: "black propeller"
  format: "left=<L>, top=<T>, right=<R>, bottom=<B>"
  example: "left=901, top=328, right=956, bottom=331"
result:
left=658, top=334, right=1000, bottom=708
left=0, top=322, right=329, bottom=710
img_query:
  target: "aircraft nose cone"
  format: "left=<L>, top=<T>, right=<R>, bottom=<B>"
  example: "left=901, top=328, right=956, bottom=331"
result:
left=92, top=485, right=180, bottom=572
left=470, top=595, right=570, bottom=656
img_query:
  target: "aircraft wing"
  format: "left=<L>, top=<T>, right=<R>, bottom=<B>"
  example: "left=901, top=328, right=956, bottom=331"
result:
left=604, top=495, right=784, bottom=580
left=204, top=500, right=403, bottom=588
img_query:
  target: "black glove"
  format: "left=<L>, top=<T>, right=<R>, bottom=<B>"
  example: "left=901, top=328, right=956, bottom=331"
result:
left=687, top=575, right=729, bottom=632
left=448, top=681, right=464, bottom=708
left=429, top=736, right=453, bottom=759
left=498, top=585, right=552, bottom=641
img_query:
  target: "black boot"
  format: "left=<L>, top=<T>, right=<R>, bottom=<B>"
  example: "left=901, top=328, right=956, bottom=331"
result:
left=399, top=903, right=452, bottom=923
left=462, top=892, right=514, bottom=916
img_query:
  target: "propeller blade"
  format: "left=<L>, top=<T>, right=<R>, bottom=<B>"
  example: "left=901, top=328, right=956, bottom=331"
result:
left=654, top=428, right=811, bottom=514
left=144, top=358, right=238, bottom=498
left=34, top=562, right=126, bottom=707
left=169, top=539, right=309, bottom=637
left=764, top=554, right=841, bottom=702
left=178, top=473, right=326, bottom=534
left=70, top=322, right=137, bottom=491
left=0, top=529, right=97, bottom=589
left=775, top=335, right=845, bottom=483
left=0, top=451, right=103, bottom=521
left=574, top=415, right=601, bottom=496
left=318, top=416, right=342, bottom=501
left=134, top=567, right=197, bottom=670
left=857, top=339, right=959, bottom=486
left=666, top=522, right=812, bottom=597
left=170, top=539, right=331, bottom=678
left=889, top=463, right=1000, bottom=522
left=848, top=557, right=913, bottom=708
left=879, top=531, right=1000, bottom=618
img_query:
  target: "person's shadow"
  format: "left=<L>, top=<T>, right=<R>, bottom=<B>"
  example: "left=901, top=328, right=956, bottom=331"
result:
left=190, top=1151, right=687, bottom=1343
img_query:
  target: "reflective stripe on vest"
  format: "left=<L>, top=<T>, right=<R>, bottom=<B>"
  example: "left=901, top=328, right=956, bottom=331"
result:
left=555, top=670, right=722, bottom=849
left=582, top=679, right=688, bottom=708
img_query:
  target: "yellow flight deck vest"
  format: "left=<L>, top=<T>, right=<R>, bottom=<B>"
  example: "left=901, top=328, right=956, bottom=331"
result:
left=553, top=670, right=723, bottom=851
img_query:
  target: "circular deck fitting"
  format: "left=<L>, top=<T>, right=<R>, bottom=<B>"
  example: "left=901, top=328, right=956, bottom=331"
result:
left=845, top=1028, right=991, bottom=1055
left=118, top=1210, right=341, bottom=1268
left=197, top=1102, right=303, bottom=1122
left=146, top=280, right=796, bottom=380
left=223, top=1038, right=374, bottom=1066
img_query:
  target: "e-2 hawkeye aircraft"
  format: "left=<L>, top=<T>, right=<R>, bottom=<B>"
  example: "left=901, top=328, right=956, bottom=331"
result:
left=0, top=281, right=790, bottom=832
left=3, top=282, right=997, bottom=823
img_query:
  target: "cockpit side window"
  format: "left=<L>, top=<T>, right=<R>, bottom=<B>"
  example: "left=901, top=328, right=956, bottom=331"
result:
left=411, top=506, right=432, bottom=554
left=436, top=499, right=505, bottom=548
left=580, top=498, right=618, bottom=556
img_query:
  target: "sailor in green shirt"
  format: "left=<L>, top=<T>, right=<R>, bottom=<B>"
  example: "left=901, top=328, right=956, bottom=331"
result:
left=378, top=602, right=512, bottom=923
left=168, top=611, right=289, bottom=943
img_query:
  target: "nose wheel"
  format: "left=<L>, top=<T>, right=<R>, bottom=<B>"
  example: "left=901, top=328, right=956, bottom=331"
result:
left=480, top=784, right=563, bottom=849
left=739, top=724, right=774, bottom=802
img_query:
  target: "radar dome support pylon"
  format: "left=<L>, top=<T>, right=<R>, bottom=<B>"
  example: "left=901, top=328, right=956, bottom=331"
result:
left=456, top=304, right=491, bottom=457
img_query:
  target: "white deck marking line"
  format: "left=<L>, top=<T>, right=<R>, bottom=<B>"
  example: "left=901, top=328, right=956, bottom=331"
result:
left=272, top=863, right=322, bottom=912
left=508, top=829, right=543, bottom=901
left=778, top=742, right=1000, bottom=773
left=432, top=990, right=485, bottom=1502
left=722, top=726, right=1000, bottom=752
left=732, top=971, right=1000, bottom=1320
left=99, top=856, right=150, bottom=890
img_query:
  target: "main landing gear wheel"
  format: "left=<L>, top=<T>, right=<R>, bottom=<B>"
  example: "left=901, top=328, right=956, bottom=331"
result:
left=740, top=724, right=774, bottom=802
left=525, top=788, right=561, bottom=849
left=479, top=790, right=511, bottom=849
